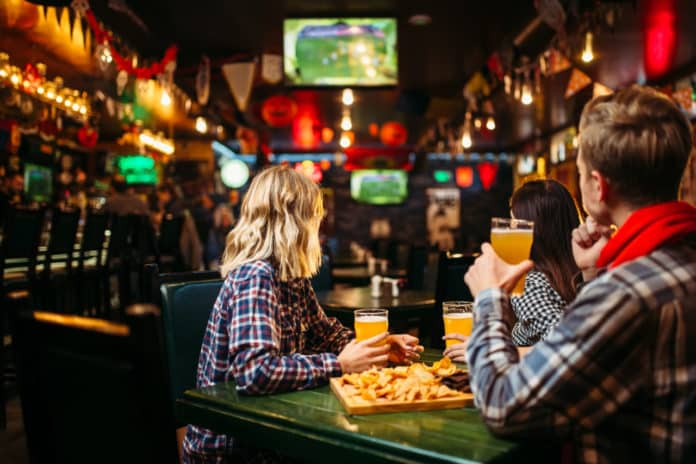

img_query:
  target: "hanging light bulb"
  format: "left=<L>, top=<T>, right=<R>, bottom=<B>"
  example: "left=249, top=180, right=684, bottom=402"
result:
left=521, top=77, right=533, bottom=105
left=160, top=88, right=172, bottom=106
left=581, top=31, right=594, bottom=63
left=461, top=129, right=472, bottom=149
left=486, top=116, right=496, bottom=130
left=474, top=118, right=482, bottom=129
left=340, top=113, right=352, bottom=131
left=342, top=88, right=354, bottom=106
left=339, top=132, right=352, bottom=148
left=195, top=116, right=208, bottom=134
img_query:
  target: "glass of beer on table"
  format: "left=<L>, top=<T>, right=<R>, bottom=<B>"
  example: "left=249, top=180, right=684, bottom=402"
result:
left=442, top=301, right=474, bottom=347
left=354, top=308, right=389, bottom=344
left=490, top=217, right=534, bottom=295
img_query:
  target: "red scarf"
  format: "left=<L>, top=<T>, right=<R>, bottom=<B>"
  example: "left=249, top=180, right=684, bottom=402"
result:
left=596, top=201, right=696, bottom=269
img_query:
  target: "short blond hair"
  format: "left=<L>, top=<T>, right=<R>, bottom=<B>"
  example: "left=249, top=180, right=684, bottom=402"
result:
left=579, top=85, right=693, bottom=206
left=220, top=165, right=324, bottom=281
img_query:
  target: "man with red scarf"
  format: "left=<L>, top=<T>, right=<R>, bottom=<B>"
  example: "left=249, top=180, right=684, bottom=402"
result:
left=464, top=85, right=696, bottom=463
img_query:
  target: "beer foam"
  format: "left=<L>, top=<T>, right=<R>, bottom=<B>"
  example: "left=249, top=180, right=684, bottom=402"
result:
left=443, top=313, right=473, bottom=319
left=491, top=228, right=533, bottom=234
left=355, top=316, right=388, bottom=323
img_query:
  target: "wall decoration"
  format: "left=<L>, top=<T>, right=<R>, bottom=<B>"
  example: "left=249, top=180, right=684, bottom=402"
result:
left=455, top=166, right=474, bottom=188
left=261, top=54, right=283, bottom=85
left=222, top=61, right=256, bottom=111
left=565, top=68, right=592, bottom=98
left=379, top=121, right=407, bottom=146
left=426, top=188, right=460, bottom=251
left=477, top=162, right=499, bottom=191
left=196, top=55, right=210, bottom=106
left=261, top=95, right=297, bottom=127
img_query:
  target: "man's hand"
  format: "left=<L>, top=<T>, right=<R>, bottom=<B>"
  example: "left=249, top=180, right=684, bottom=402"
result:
left=337, top=333, right=390, bottom=373
left=464, top=243, right=534, bottom=297
left=442, top=333, right=468, bottom=362
left=386, top=333, right=424, bottom=364
left=571, top=216, right=613, bottom=281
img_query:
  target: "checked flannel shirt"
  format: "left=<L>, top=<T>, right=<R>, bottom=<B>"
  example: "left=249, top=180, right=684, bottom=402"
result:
left=510, top=270, right=567, bottom=346
left=467, top=236, right=696, bottom=463
left=183, top=260, right=353, bottom=462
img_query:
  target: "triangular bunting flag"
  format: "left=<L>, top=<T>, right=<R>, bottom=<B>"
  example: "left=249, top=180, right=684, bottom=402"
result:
left=565, top=68, right=592, bottom=99
left=593, top=82, right=613, bottom=98
left=548, top=49, right=571, bottom=75
left=222, top=62, right=256, bottom=112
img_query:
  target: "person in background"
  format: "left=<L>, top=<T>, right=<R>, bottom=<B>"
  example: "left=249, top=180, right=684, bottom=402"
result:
left=205, top=203, right=234, bottom=270
left=444, top=180, right=582, bottom=359
left=464, top=85, right=696, bottom=462
left=102, top=174, right=149, bottom=216
left=183, top=166, right=423, bottom=463
left=153, top=183, right=203, bottom=271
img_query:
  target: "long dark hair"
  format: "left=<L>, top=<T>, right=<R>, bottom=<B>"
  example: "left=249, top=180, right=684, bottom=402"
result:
left=510, top=180, right=582, bottom=302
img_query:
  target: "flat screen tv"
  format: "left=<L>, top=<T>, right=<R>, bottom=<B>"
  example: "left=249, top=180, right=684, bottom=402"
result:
left=350, top=169, right=407, bottom=205
left=24, top=163, right=53, bottom=203
left=284, top=18, right=397, bottom=86
left=116, top=155, right=157, bottom=185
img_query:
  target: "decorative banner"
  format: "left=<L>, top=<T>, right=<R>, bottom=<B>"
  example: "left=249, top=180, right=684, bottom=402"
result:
left=379, top=121, right=408, bottom=146
left=83, top=8, right=178, bottom=79
left=77, top=124, right=98, bottom=148
left=261, top=95, right=297, bottom=127
left=368, top=122, right=379, bottom=137
left=426, top=188, right=461, bottom=251
left=222, top=61, right=256, bottom=111
left=196, top=55, right=210, bottom=106
left=486, top=53, right=504, bottom=81
left=455, top=166, right=474, bottom=188
left=463, top=72, right=491, bottom=98
left=565, top=68, right=592, bottom=99
left=261, top=54, right=283, bottom=85
left=593, top=82, right=614, bottom=98
left=547, top=49, right=571, bottom=75
left=321, top=127, right=334, bottom=143
left=477, top=162, right=499, bottom=191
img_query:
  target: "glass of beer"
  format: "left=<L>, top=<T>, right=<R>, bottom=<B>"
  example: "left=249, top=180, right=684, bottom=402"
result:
left=443, top=301, right=474, bottom=348
left=490, top=217, right=534, bottom=295
left=354, top=308, right=389, bottom=343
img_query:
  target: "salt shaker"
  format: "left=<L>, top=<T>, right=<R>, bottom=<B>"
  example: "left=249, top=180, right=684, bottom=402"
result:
left=371, top=275, right=383, bottom=298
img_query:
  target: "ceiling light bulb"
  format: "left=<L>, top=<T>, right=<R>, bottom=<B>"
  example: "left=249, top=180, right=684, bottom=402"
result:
left=461, top=131, right=472, bottom=149
left=195, top=116, right=208, bottom=134
left=339, top=132, right=351, bottom=148
left=521, top=85, right=533, bottom=105
left=10, top=73, right=20, bottom=85
left=486, top=116, right=496, bottom=130
left=474, top=118, right=482, bottom=129
left=160, top=89, right=172, bottom=106
left=342, top=88, right=354, bottom=106
left=581, top=32, right=594, bottom=63
left=340, top=115, right=352, bottom=131
left=72, top=102, right=80, bottom=111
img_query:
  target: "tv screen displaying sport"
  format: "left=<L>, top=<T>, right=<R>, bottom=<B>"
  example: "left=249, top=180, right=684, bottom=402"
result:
left=24, top=163, right=53, bottom=203
left=350, top=169, right=408, bottom=205
left=284, top=18, right=397, bottom=86
left=116, top=155, right=157, bottom=185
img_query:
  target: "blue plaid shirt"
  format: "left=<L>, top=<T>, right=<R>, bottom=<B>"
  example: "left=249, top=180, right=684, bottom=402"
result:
left=183, top=260, right=352, bottom=461
left=467, top=237, right=696, bottom=463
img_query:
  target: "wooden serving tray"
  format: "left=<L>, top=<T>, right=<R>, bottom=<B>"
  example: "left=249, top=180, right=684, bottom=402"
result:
left=330, top=377, right=473, bottom=415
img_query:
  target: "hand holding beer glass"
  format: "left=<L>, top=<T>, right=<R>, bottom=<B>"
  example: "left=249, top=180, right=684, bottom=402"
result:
left=442, top=301, right=474, bottom=348
left=490, top=217, right=534, bottom=295
left=354, top=308, right=389, bottom=344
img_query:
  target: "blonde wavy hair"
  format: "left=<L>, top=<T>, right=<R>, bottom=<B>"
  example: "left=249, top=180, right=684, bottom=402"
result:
left=220, top=165, right=324, bottom=281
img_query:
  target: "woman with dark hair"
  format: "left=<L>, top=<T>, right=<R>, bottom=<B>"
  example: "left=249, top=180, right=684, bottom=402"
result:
left=507, top=179, right=582, bottom=345
left=444, top=180, right=582, bottom=358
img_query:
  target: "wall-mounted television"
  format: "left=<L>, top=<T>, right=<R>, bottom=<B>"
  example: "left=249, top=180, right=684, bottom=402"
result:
left=284, top=18, right=397, bottom=86
left=24, top=163, right=53, bottom=203
left=350, top=169, right=407, bottom=205
left=116, top=155, right=157, bottom=185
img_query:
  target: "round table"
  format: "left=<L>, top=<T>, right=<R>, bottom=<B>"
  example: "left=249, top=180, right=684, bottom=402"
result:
left=316, top=287, right=435, bottom=333
left=331, top=267, right=407, bottom=286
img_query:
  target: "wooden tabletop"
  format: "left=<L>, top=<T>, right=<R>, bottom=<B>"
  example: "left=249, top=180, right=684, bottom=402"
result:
left=176, top=350, right=545, bottom=463
left=331, top=267, right=407, bottom=286
left=316, top=287, right=434, bottom=318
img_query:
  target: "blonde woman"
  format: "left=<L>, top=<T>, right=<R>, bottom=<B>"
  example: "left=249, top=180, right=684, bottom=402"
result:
left=183, top=166, right=422, bottom=463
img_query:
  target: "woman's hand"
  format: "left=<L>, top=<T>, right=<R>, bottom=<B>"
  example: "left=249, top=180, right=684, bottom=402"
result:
left=442, top=333, right=468, bottom=362
left=337, top=333, right=390, bottom=373
left=386, top=334, right=424, bottom=364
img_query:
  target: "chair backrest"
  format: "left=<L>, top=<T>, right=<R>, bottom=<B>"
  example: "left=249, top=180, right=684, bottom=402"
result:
left=310, top=254, right=333, bottom=292
left=0, top=207, right=45, bottom=278
left=106, top=213, right=132, bottom=262
left=79, top=210, right=109, bottom=268
left=43, top=208, right=80, bottom=275
left=160, top=278, right=223, bottom=413
left=143, top=263, right=221, bottom=307
left=13, top=305, right=177, bottom=464
left=429, top=251, right=477, bottom=348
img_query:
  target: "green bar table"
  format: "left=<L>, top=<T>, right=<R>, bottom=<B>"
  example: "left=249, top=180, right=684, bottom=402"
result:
left=176, top=350, right=552, bottom=463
